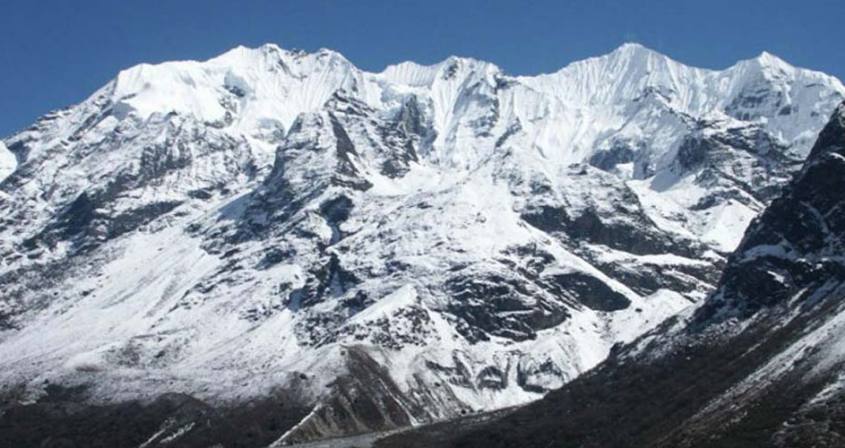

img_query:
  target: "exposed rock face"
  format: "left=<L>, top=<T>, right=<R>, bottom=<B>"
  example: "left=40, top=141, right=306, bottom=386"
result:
left=698, top=102, right=845, bottom=321
left=0, top=44, right=843, bottom=445
left=378, top=102, right=845, bottom=448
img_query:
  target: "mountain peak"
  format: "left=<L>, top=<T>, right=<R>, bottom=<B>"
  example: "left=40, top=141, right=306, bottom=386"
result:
left=209, top=43, right=285, bottom=63
left=612, top=42, right=656, bottom=54
left=257, top=42, right=283, bottom=52
left=314, top=46, right=352, bottom=62
left=605, top=42, right=669, bottom=62
left=755, top=50, right=788, bottom=66
left=751, top=50, right=793, bottom=73
left=569, top=42, right=683, bottom=76
left=730, top=50, right=795, bottom=76
left=438, top=54, right=501, bottom=76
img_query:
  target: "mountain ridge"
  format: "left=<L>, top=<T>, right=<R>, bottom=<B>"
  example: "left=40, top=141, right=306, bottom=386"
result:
left=0, top=43, right=843, bottom=445
left=376, top=101, right=845, bottom=448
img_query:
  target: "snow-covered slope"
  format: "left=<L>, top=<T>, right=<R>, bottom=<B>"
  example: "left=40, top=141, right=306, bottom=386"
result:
left=403, top=101, right=845, bottom=448
left=0, top=43, right=843, bottom=443
left=0, top=142, right=14, bottom=185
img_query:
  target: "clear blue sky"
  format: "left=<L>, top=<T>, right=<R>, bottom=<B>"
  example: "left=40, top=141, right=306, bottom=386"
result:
left=2, top=0, right=843, bottom=137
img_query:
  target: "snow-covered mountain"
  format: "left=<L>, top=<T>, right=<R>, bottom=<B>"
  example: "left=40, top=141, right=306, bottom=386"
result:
left=0, top=142, right=15, bottom=185
left=0, top=43, right=843, bottom=444
left=395, top=100, right=845, bottom=448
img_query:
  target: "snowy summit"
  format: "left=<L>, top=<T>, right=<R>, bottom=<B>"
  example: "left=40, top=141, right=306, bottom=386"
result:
left=0, top=43, right=843, bottom=443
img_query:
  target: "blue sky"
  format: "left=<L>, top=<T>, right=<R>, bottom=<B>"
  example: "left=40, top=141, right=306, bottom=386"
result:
left=2, top=0, right=843, bottom=136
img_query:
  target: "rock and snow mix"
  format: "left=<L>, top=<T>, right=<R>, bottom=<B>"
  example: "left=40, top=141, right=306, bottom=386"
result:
left=0, top=43, right=842, bottom=437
